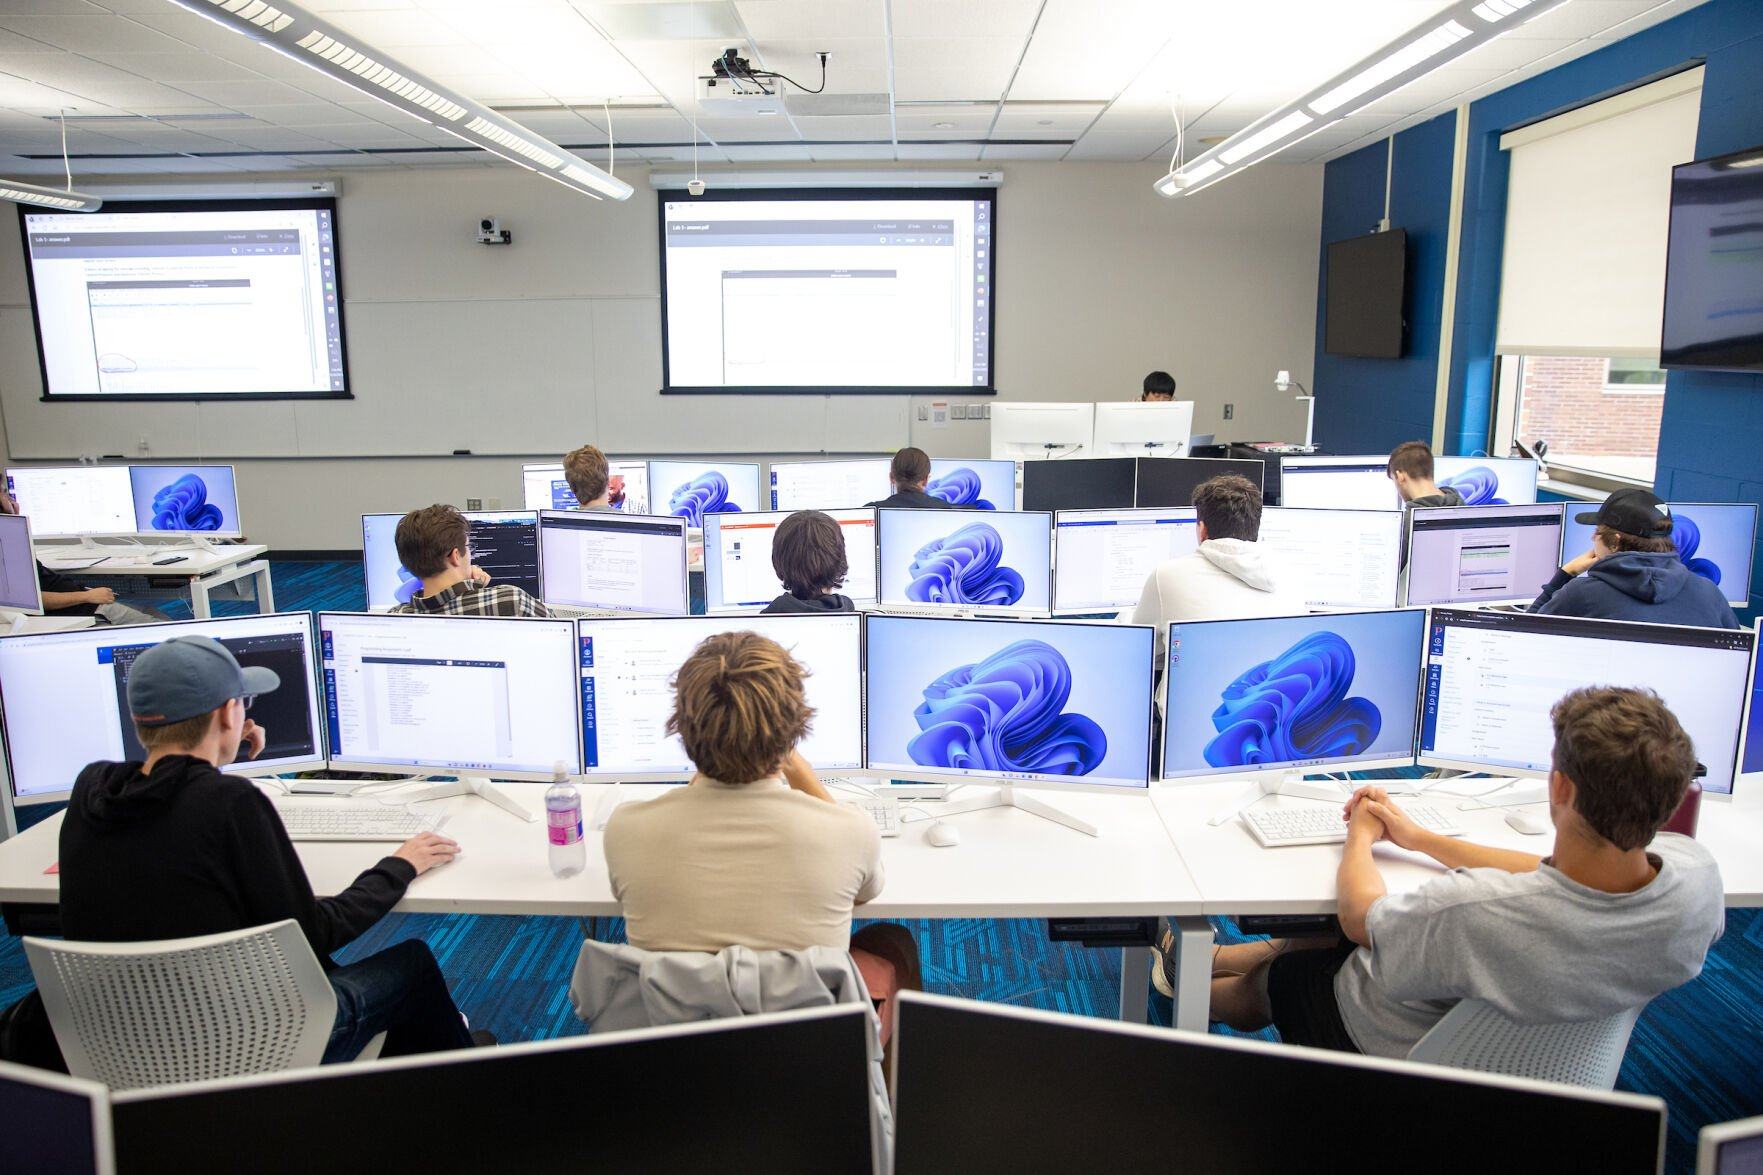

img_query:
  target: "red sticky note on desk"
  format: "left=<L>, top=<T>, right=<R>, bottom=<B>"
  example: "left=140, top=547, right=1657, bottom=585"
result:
left=44, top=862, right=59, bottom=875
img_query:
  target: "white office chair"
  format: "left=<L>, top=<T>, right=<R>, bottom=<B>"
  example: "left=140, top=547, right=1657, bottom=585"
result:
left=24, top=919, right=384, bottom=1090
left=1406, top=999, right=1644, bottom=1090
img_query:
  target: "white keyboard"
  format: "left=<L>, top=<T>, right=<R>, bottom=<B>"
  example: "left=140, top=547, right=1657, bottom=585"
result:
left=1243, top=802, right=1461, bottom=848
left=273, top=799, right=445, bottom=842
left=845, top=794, right=902, bottom=838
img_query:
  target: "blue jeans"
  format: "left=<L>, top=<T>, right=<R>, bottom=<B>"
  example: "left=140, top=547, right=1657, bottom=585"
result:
left=322, top=940, right=474, bottom=1064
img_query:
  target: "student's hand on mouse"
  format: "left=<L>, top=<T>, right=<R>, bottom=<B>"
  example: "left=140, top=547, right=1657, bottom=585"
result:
left=1349, top=787, right=1426, bottom=852
left=84, top=586, right=116, bottom=605
left=1562, top=549, right=1600, bottom=576
left=467, top=565, right=492, bottom=586
left=240, top=719, right=266, bottom=761
left=394, top=832, right=460, bottom=875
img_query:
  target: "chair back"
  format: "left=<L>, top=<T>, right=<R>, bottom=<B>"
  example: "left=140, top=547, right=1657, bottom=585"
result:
left=24, top=919, right=336, bottom=1090
left=1407, top=999, right=1644, bottom=1090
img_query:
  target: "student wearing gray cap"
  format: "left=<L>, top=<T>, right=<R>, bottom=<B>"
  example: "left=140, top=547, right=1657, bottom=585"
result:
left=56, top=634, right=486, bottom=1063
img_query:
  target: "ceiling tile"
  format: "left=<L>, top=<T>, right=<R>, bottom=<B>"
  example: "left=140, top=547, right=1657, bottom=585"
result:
left=721, top=142, right=814, bottom=161
left=1007, top=0, right=1176, bottom=102
left=979, top=141, right=1068, bottom=160
left=1064, top=128, right=1172, bottom=161
left=734, top=0, right=885, bottom=41
left=806, top=141, right=896, bottom=160
left=889, top=0, right=1040, bottom=39
left=894, top=141, right=984, bottom=161
left=0, top=14, right=191, bottom=54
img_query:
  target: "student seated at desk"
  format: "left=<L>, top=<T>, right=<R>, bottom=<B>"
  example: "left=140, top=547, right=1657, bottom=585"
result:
left=603, top=631, right=883, bottom=952
left=1197, top=687, right=1723, bottom=1059
left=866, top=448, right=962, bottom=511
left=0, top=488, right=162, bottom=626
left=1387, top=441, right=1464, bottom=509
left=1141, top=370, right=1177, bottom=402
left=563, top=443, right=622, bottom=511
left=392, top=504, right=550, bottom=617
left=762, top=510, right=857, bottom=615
left=55, top=635, right=482, bottom=1063
left=1530, top=488, right=1738, bottom=629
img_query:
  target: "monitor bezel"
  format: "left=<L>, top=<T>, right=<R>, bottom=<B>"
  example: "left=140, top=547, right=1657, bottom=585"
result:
left=127, top=464, right=244, bottom=539
left=1558, top=500, right=1760, bottom=608
left=1158, top=607, right=1429, bottom=785
left=1051, top=506, right=1197, bottom=615
left=1399, top=501, right=1566, bottom=609
left=874, top=507, right=1055, bottom=616
left=317, top=611, right=583, bottom=783
left=0, top=611, right=328, bottom=806
left=0, top=1062, right=116, bottom=1175
left=1698, top=1114, right=1763, bottom=1175
left=575, top=612, right=868, bottom=781
left=863, top=613, right=1158, bottom=794
left=536, top=508, right=689, bottom=616
left=702, top=507, right=879, bottom=615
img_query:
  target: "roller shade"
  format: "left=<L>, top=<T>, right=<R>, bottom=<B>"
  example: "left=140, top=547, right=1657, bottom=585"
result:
left=1494, top=69, right=1703, bottom=359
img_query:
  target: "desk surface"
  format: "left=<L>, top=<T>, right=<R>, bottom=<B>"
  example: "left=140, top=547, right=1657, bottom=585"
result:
left=0, top=782, right=1204, bottom=919
left=36, top=544, right=268, bottom=578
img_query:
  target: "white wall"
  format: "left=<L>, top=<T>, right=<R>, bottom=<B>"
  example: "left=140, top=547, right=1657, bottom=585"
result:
left=0, top=159, right=1322, bottom=548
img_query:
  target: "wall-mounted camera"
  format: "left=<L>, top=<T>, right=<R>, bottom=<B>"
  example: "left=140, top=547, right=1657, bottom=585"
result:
left=476, top=217, right=511, bottom=245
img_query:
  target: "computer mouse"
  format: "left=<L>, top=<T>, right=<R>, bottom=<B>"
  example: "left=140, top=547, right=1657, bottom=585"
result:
left=926, top=821, right=962, bottom=848
left=1505, top=809, right=1551, bottom=836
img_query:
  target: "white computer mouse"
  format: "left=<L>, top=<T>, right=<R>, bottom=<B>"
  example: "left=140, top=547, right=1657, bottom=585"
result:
left=925, top=821, right=962, bottom=848
left=1505, top=809, right=1551, bottom=836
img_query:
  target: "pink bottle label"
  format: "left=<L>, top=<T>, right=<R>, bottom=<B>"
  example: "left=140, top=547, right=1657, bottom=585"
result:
left=547, top=807, right=582, bottom=846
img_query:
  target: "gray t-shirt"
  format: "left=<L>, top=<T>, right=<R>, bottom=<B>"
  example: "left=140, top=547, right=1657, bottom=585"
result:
left=1335, top=833, right=1724, bottom=1058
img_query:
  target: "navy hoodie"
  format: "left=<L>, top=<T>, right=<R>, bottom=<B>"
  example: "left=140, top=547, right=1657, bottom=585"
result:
left=1530, top=552, right=1740, bottom=629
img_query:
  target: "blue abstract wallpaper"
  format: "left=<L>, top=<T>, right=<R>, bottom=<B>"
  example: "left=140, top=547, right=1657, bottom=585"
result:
left=1439, top=464, right=1507, bottom=506
left=926, top=466, right=998, bottom=510
left=130, top=466, right=239, bottom=533
left=880, top=511, right=1052, bottom=610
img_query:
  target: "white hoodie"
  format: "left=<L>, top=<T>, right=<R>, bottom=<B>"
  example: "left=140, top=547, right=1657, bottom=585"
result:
left=1128, top=537, right=1309, bottom=669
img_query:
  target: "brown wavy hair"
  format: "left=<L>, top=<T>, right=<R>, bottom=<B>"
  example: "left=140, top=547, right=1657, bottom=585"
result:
left=668, top=631, right=813, bottom=783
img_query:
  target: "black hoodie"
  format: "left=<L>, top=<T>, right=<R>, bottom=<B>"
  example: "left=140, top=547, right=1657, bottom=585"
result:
left=59, top=755, right=415, bottom=967
left=760, top=592, right=856, bottom=615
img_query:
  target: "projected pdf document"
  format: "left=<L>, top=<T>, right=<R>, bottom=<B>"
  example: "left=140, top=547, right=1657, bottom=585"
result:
left=662, top=194, right=993, bottom=390
left=22, top=202, right=347, bottom=399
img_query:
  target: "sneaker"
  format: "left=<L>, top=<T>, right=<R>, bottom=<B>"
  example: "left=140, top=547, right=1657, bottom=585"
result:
left=1149, top=924, right=1177, bottom=999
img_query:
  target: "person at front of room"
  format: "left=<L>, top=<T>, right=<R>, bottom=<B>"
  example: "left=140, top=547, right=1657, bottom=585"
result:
left=603, top=631, right=884, bottom=952
left=56, top=634, right=483, bottom=1062
left=1196, top=687, right=1723, bottom=1058
left=0, top=488, right=164, bottom=626
left=1530, top=488, right=1739, bottom=629
left=1386, top=440, right=1464, bottom=509
left=761, top=509, right=857, bottom=615
left=563, top=443, right=619, bottom=511
left=391, top=503, right=550, bottom=618
left=1141, top=371, right=1177, bottom=402
left=866, top=447, right=961, bottom=511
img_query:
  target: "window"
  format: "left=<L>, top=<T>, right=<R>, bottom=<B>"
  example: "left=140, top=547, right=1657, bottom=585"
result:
left=1603, top=357, right=1667, bottom=392
left=1497, top=355, right=1661, bottom=487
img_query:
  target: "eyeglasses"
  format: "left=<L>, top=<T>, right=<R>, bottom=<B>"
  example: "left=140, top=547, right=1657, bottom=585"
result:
left=237, top=695, right=255, bottom=712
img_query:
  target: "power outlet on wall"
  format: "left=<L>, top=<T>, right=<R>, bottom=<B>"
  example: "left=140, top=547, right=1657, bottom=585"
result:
left=1223, top=404, right=1234, bottom=420
left=465, top=497, right=483, bottom=511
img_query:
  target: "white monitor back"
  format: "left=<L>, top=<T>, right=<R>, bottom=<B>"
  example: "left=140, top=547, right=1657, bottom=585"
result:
left=989, top=402, right=1095, bottom=461
left=1093, top=402, right=1194, bottom=458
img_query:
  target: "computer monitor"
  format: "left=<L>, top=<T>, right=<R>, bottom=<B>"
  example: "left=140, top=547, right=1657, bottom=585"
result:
left=128, top=465, right=242, bottom=537
left=1433, top=455, right=1540, bottom=506
left=110, top=1007, right=876, bottom=1175
left=1700, top=1116, right=1763, bottom=1175
left=876, top=509, right=1053, bottom=615
left=0, top=1062, right=113, bottom=1175
left=577, top=613, right=863, bottom=779
left=989, top=401, right=1095, bottom=461
left=0, top=613, right=327, bottom=805
left=4, top=465, right=134, bottom=537
left=1053, top=507, right=1198, bottom=614
left=1277, top=454, right=1396, bottom=510
left=0, top=512, right=43, bottom=614
left=703, top=508, right=877, bottom=614
left=1092, top=401, right=1195, bottom=457
left=767, top=458, right=891, bottom=511
left=538, top=510, right=689, bottom=616
left=1561, top=501, right=1758, bottom=608
left=1160, top=609, right=1426, bottom=781
left=360, top=510, right=541, bottom=611
left=1402, top=503, right=1565, bottom=608
left=1020, top=457, right=1135, bottom=512
left=865, top=615, right=1155, bottom=791
left=647, top=459, right=762, bottom=528
left=1133, top=456, right=1265, bottom=508
left=1738, top=619, right=1763, bottom=782
left=1256, top=507, right=1403, bottom=609
left=891, top=992, right=1667, bottom=1174
left=925, top=457, right=1015, bottom=510
left=521, top=460, right=651, bottom=514
left=1418, top=609, right=1755, bottom=795
left=318, top=612, right=580, bottom=780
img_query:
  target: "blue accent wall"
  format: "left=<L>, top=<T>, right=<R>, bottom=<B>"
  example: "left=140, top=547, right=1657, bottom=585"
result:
left=1312, top=112, right=1456, bottom=453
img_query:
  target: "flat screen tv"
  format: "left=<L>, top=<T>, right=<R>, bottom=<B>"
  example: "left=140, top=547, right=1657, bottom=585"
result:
left=1661, top=144, right=1763, bottom=373
left=1324, top=228, right=1406, bottom=359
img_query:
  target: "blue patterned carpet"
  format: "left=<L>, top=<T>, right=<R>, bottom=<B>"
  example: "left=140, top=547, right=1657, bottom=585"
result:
left=3, top=559, right=1759, bottom=1173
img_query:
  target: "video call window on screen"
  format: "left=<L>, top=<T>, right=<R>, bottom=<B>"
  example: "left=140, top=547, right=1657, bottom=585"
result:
left=520, top=460, right=650, bottom=514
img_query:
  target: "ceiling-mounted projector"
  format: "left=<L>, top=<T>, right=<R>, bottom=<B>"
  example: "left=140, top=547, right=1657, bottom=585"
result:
left=697, top=46, right=828, bottom=115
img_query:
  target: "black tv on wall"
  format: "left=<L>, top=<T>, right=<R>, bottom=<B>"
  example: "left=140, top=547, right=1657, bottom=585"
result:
left=1661, top=144, right=1763, bottom=373
left=1324, top=228, right=1407, bottom=359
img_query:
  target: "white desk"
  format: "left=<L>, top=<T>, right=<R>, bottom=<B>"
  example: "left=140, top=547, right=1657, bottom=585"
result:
left=37, top=544, right=274, bottom=619
left=0, top=782, right=1202, bottom=1023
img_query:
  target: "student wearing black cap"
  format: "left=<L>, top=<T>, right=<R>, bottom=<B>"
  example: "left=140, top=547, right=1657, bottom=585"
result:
left=1529, top=488, right=1739, bottom=629
left=56, top=635, right=486, bottom=1063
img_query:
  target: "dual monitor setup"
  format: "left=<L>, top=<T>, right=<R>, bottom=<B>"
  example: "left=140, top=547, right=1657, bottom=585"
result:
left=4, top=463, right=244, bottom=541
left=4, top=607, right=1755, bottom=828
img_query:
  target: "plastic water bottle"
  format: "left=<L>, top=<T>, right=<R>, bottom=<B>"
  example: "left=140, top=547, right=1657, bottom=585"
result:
left=546, top=761, right=585, bottom=878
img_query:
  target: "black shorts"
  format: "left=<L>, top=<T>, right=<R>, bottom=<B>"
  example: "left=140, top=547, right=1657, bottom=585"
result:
left=1266, top=939, right=1363, bottom=1054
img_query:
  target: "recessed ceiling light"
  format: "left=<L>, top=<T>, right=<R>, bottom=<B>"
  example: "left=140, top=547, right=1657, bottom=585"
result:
left=1036, top=120, right=1054, bottom=126
left=933, top=121, right=954, bottom=130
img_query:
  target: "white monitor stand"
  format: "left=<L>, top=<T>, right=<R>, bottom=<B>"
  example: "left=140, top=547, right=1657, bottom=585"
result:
left=906, top=780, right=1100, bottom=838
left=285, top=772, right=538, bottom=822
left=989, top=402, right=1096, bottom=462
left=1204, top=772, right=1434, bottom=826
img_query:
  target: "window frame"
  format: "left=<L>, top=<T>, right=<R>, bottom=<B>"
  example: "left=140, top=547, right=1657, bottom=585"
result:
left=1601, top=357, right=1668, bottom=395
left=1490, top=354, right=1659, bottom=495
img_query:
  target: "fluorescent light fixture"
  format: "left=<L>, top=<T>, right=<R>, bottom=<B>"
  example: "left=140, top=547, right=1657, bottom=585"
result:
left=648, top=169, right=1003, bottom=189
left=0, top=178, right=101, bottom=212
left=1155, top=0, right=1571, bottom=199
left=168, top=0, right=631, bottom=202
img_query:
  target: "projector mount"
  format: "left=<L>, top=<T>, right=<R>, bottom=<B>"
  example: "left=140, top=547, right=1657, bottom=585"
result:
left=705, top=47, right=828, bottom=96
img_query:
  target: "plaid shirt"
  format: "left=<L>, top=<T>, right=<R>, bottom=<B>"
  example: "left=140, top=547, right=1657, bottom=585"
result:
left=391, top=579, right=551, bottom=618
